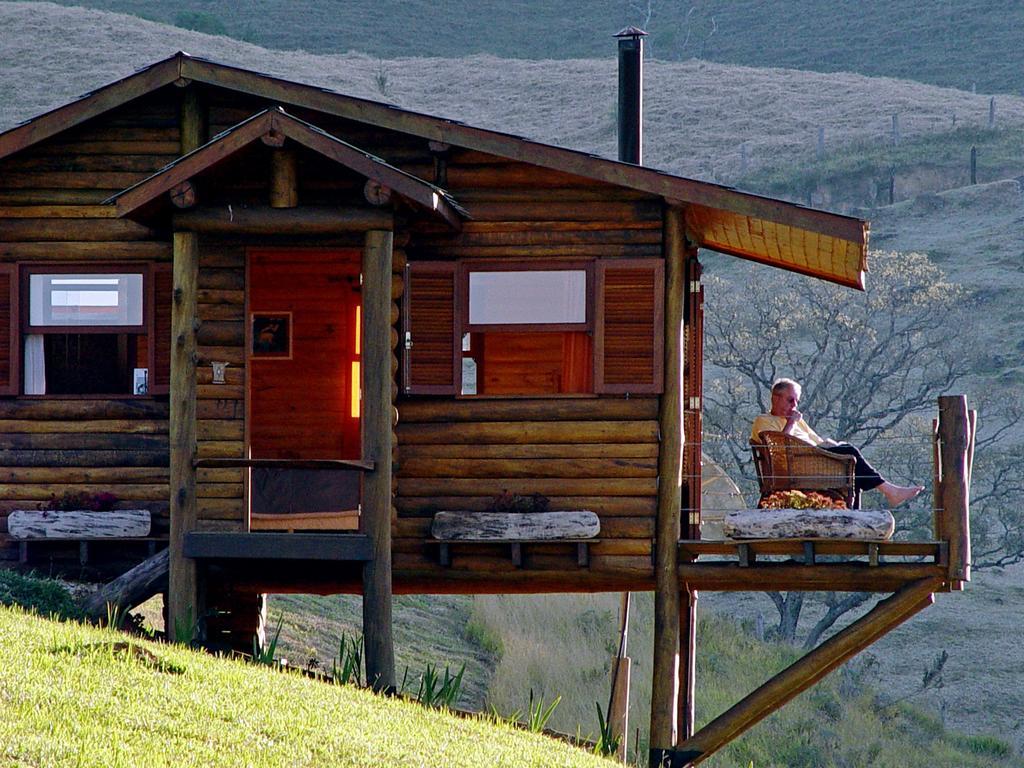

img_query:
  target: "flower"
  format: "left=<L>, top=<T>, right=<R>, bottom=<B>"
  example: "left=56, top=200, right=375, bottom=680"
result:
left=758, top=490, right=847, bottom=510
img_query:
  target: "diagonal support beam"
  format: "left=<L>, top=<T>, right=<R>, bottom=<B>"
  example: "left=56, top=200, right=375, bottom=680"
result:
left=674, top=577, right=940, bottom=766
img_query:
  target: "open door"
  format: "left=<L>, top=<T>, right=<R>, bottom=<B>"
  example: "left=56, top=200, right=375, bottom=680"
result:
left=247, top=248, right=363, bottom=530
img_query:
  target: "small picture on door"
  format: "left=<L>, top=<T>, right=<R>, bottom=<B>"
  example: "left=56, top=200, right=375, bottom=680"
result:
left=251, top=312, right=292, bottom=359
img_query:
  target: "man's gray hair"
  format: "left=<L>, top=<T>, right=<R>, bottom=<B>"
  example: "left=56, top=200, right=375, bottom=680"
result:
left=771, top=378, right=802, bottom=397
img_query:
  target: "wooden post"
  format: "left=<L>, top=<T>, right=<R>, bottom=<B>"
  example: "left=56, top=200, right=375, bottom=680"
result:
left=675, top=578, right=938, bottom=765
left=650, top=203, right=686, bottom=766
left=269, top=148, right=298, bottom=208
left=677, top=586, right=698, bottom=743
left=180, top=86, right=206, bottom=155
left=168, top=230, right=199, bottom=641
left=891, top=113, right=900, bottom=147
left=609, top=591, right=632, bottom=761
left=938, top=395, right=971, bottom=583
left=970, top=146, right=977, bottom=184
left=361, top=229, right=396, bottom=692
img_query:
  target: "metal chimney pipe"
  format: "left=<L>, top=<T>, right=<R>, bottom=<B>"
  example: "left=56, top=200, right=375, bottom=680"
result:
left=616, top=26, right=647, bottom=165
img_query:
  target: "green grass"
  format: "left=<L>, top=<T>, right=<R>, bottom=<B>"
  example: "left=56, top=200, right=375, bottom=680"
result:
left=31, top=0, right=1024, bottom=93
left=0, top=605, right=615, bottom=768
left=739, top=125, right=1024, bottom=203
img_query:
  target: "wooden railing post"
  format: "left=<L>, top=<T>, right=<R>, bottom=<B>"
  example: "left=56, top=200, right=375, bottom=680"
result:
left=168, top=230, right=199, bottom=641
left=650, top=203, right=686, bottom=766
left=361, top=228, right=396, bottom=692
left=677, top=586, right=698, bottom=743
left=938, top=395, right=972, bottom=584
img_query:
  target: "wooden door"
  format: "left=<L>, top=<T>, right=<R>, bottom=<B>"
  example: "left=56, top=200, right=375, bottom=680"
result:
left=247, top=248, right=362, bottom=528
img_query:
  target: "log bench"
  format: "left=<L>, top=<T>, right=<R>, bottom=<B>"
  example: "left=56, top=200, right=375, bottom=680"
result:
left=429, top=510, right=600, bottom=568
left=7, top=509, right=164, bottom=566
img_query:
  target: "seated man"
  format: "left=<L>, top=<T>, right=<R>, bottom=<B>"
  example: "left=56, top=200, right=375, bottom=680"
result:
left=751, top=378, right=924, bottom=508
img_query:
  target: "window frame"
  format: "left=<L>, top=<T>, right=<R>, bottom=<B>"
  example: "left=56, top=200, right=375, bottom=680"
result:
left=459, top=259, right=595, bottom=335
left=21, top=263, right=152, bottom=335
left=14, top=262, right=161, bottom=398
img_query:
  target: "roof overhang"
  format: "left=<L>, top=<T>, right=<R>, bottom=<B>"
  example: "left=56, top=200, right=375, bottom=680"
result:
left=0, top=51, right=867, bottom=288
left=104, top=106, right=465, bottom=228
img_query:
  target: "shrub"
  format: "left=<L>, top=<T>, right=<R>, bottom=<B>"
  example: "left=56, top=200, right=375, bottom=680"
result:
left=0, top=571, right=81, bottom=620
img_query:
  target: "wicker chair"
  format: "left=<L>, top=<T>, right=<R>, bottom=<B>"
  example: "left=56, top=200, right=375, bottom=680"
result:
left=751, top=430, right=860, bottom=509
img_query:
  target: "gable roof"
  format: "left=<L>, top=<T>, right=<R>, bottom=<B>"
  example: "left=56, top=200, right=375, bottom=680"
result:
left=106, top=106, right=465, bottom=228
left=0, top=52, right=869, bottom=289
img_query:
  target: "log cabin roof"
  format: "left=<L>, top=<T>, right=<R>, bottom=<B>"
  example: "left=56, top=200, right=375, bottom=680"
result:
left=104, top=106, right=466, bottom=228
left=0, top=52, right=869, bottom=289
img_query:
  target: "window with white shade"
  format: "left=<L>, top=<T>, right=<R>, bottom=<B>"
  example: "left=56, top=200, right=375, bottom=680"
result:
left=28, top=273, right=144, bottom=328
left=467, top=270, right=587, bottom=327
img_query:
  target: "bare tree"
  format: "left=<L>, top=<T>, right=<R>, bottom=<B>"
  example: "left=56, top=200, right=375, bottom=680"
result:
left=702, top=250, right=1021, bottom=644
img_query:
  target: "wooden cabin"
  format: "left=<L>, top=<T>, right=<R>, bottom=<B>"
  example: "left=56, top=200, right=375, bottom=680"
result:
left=0, top=51, right=971, bottom=766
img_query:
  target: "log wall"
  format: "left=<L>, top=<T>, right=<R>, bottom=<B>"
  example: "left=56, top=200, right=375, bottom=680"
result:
left=0, top=83, right=665, bottom=588
left=0, top=90, right=181, bottom=565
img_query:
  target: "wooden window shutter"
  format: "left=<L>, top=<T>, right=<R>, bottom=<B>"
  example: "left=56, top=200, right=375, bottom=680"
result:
left=403, top=261, right=459, bottom=395
left=595, top=258, right=664, bottom=394
left=0, top=264, right=18, bottom=396
left=149, top=263, right=173, bottom=395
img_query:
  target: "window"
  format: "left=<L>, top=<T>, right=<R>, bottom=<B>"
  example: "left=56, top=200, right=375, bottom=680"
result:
left=404, top=258, right=664, bottom=397
left=11, top=265, right=171, bottom=397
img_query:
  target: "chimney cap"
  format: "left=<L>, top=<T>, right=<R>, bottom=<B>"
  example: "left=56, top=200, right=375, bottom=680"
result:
left=615, top=26, right=648, bottom=38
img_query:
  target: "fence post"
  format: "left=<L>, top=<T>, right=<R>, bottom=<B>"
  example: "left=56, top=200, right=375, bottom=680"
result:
left=970, top=146, right=977, bottom=184
left=937, top=395, right=972, bottom=584
left=989, top=96, right=996, bottom=128
left=891, top=113, right=900, bottom=147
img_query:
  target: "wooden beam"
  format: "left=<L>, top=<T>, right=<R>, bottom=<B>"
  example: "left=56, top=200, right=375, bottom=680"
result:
left=938, top=395, right=971, bottom=582
left=650, top=203, right=686, bottom=760
left=270, top=110, right=462, bottom=229
left=269, top=148, right=298, bottom=208
left=173, top=206, right=393, bottom=234
left=180, top=85, right=207, bottom=155
left=677, top=562, right=947, bottom=592
left=184, top=532, right=373, bottom=561
left=361, top=229, right=396, bottom=692
left=675, top=578, right=939, bottom=765
left=168, top=230, right=200, bottom=641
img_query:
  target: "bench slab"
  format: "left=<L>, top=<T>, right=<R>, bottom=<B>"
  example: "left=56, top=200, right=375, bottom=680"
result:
left=723, top=508, right=894, bottom=540
left=431, top=510, right=600, bottom=541
left=8, top=509, right=151, bottom=540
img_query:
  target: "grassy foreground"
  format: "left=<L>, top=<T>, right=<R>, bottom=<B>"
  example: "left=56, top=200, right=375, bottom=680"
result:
left=0, top=605, right=613, bottom=768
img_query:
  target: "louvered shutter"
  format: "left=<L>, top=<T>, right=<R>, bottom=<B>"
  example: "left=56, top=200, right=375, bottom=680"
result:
left=0, top=264, right=18, bottom=396
left=595, top=258, right=664, bottom=394
left=149, top=263, right=173, bottom=395
left=403, top=261, right=459, bottom=395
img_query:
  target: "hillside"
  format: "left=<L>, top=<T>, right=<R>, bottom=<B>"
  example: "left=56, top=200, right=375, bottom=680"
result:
left=29, top=0, right=1024, bottom=94
left=4, top=2, right=1024, bottom=189
left=0, top=603, right=616, bottom=768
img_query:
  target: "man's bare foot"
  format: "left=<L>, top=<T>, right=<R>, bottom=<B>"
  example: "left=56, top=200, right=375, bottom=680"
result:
left=879, top=481, right=925, bottom=508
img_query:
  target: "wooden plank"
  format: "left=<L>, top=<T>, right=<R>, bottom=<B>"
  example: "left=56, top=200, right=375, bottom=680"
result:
left=168, top=230, right=199, bottom=640
left=8, top=509, right=151, bottom=539
left=397, top=420, right=659, bottom=445
left=184, top=532, right=373, bottom=561
left=0, top=399, right=168, bottom=420
left=677, top=562, right=947, bottom=592
left=398, top=443, right=659, bottom=459
left=398, top=477, right=656, bottom=497
left=0, top=467, right=168, bottom=484
left=0, top=419, right=166, bottom=434
left=677, top=539, right=942, bottom=559
left=0, top=450, right=168, bottom=467
left=431, top=511, right=599, bottom=541
left=399, top=457, right=657, bottom=479
left=0, top=242, right=171, bottom=261
left=173, top=206, right=394, bottom=234
left=397, top=397, right=658, bottom=423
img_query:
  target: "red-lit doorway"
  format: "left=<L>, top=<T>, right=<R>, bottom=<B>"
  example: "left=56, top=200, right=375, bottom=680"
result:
left=246, top=248, right=363, bottom=530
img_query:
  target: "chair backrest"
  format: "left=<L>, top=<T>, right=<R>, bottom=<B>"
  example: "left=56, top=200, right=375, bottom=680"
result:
left=751, top=430, right=857, bottom=507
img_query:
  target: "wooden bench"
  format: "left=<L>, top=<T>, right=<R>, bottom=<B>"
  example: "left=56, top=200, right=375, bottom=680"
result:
left=430, top=511, right=600, bottom=568
left=7, top=509, right=162, bottom=566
